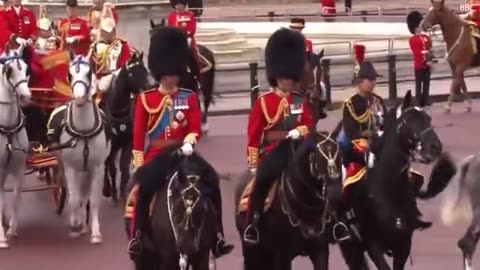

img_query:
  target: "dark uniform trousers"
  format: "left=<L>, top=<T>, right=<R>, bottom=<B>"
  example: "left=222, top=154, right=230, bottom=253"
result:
left=247, top=139, right=302, bottom=225
left=414, top=67, right=431, bottom=105
left=132, top=147, right=223, bottom=238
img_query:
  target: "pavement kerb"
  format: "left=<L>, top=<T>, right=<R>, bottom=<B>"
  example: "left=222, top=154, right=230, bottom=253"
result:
left=208, top=91, right=480, bottom=117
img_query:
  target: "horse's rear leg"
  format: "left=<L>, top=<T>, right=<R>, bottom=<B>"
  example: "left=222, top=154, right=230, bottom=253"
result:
left=392, top=236, right=412, bottom=270
left=119, top=144, right=132, bottom=200
left=459, top=75, right=472, bottom=112
left=458, top=221, right=480, bottom=270
left=338, top=240, right=370, bottom=270
left=309, top=241, right=329, bottom=270
left=365, top=242, right=390, bottom=270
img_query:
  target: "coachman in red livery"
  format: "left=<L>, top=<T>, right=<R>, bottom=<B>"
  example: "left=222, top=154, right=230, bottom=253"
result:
left=408, top=10, right=433, bottom=106
left=289, top=17, right=313, bottom=55
left=58, top=0, right=91, bottom=56
left=243, top=28, right=313, bottom=244
left=167, top=0, right=201, bottom=73
left=0, top=0, right=15, bottom=49
left=4, top=0, right=37, bottom=42
left=126, top=26, right=234, bottom=260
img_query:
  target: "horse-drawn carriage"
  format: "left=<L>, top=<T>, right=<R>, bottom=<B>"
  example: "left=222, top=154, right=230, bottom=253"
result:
left=16, top=45, right=72, bottom=215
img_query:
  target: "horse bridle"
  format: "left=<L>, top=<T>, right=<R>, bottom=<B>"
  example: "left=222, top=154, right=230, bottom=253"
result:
left=70, top=57, right=92, bottom=99
left=312, top=132, right=340, bottom=181
left=0, top=54, right=29, bottom=103
left=396, top=106, right=434, bottom=163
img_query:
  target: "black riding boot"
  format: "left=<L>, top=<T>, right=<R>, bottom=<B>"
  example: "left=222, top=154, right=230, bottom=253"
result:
left=318, top=100, right=328, bottom=120
left=210, top=186, right=234, bottom=258
left=127, top=186, right=154, bottom=260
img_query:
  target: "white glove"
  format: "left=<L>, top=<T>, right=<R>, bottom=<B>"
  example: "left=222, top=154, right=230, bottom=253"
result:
left=249, top=167, right=257, bottom=174
left=187, top=37, right=192, bottom=47
left=66, top=37, right=76, bottom=44
left=180, top=143, right=194, bottom=156
left=15, top=37, right=27, bottom=46
left=286, top=129, right=301, bottom=140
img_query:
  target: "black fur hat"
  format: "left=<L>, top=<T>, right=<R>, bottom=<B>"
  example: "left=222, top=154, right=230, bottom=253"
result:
left=407, top=11, right=423, bottom=34
left=265, top=28, right=306, bottom=87
left=170, top=0, right=188, bottom=7
left=148, top=27, right=189, bottom=80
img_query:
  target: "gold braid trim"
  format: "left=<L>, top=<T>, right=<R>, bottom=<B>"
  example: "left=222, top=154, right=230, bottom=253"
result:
left=132, top=150, right=144, bottom=170
left=344, top=99, right=371, bottom=123
left=296, top=125, right=310, bottom=137
left=260, top=96, right=289, bottom=130
left=91, top=39, right=122, bottom=74
left=184, top=133, right=199, bottom=145
left=247, top=147, right=259, bottom=168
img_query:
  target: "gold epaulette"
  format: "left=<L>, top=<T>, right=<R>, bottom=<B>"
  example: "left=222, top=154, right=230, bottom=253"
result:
left=343, top=98, right=371, bottom=124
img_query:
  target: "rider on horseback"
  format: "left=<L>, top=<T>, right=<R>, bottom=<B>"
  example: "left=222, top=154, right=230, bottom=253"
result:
left=338, top=61, right=432, bottom=230
left=243, top=28, right=314, bottom=244
left=127, top=26, right=233, bottom=260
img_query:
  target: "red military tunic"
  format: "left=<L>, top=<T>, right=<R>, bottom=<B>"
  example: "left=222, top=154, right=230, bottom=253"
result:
left=0, top=8, right=14, bottom=49
left=90, top=38, right=131, bottom=79
left=321, top=0, right=336, bottom=15
left=305, top=38, right=313, bottom=54
left=247, top=90, right=313, bottom=168
left=409, top=33, right=431, bottom=70
left=58, top=16, right=91, bottom=56
left=132, top=87, right=202, bottom=166
left=4, top=5, right=37, bottom=40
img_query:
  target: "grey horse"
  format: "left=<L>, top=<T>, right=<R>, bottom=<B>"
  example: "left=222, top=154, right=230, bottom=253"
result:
left=57, top=54, right=110, bottom=244
left=440, top=154, right=480, bottom=270
left=0, top=45, right=32, bottom=248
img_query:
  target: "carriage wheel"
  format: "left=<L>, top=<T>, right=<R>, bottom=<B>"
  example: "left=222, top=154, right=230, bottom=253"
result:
left=53, top=187, right=67, bottom=215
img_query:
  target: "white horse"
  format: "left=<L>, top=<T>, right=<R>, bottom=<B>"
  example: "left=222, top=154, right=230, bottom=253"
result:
left=0, top=45, right=32, bottom=248
left=59, top=54, right=109, bottom=244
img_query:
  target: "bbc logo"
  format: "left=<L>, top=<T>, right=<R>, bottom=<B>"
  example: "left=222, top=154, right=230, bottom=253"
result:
left=459, top=3, right=480, bottom=12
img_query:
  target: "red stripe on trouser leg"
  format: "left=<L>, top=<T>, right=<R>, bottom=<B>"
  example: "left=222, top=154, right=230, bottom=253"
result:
left=129, top=193, right=138, bottom=239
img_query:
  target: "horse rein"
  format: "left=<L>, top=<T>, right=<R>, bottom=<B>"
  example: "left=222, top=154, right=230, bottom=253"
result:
left=70, top=57, right=93, bottom=99
left=313, top=132, right=340, bottom=180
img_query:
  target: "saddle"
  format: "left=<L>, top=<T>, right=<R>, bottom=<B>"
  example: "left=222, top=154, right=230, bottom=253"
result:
left=46, top=103, right=110, bottom=144
left=236, top=176, right=279, bottom=214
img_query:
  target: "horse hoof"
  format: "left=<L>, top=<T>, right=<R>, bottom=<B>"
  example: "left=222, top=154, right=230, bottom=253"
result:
left=6, top=229, right=17, bottom=239
left=0, top=240, right=9, bottom=249
left=90, top=235, right=103, bottom=244
left=69, top=231, right=82, bottom=238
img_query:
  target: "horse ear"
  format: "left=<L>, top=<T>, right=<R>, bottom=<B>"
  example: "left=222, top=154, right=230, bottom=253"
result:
left=160, top=18, right=166, bottom=26
left=69, top=50, right=75, bottom=62
left=403, top=89, right=413, bottom=108
left=318, top=49, right=324, bottom=59
left=149, top=19, right=156, bottom=30
left=139, top=51, right=144, bottom=60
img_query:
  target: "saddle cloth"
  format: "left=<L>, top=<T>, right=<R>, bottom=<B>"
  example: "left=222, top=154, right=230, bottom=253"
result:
left=466, top=21, right=480, bottom=56
left=124, top=184, right=159, bottom=219
left=236, top=176, right=278, bottom=214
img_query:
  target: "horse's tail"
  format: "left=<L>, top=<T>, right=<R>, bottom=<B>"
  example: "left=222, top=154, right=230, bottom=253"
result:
left=440, top=154, right=474, bottom=227
left=417, top=152, right=457, bottom=200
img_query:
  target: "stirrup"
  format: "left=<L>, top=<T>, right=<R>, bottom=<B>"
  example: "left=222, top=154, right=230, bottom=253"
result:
left=243, top=224, right=259, bottom=244
left=333, top=222, right=351, bottom=242
left=127, top=238, right=143, bottom=257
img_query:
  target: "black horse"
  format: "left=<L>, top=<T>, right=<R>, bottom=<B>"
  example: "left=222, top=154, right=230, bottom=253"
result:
left=235, top=132, right=344, bottom=270
left=99, top=52, right=152, bottom=203
left=341, top=90, right=457, bottom=270
left=149, top=19, right=216, bottom=134
left=130, top=145, right=217, bottom=270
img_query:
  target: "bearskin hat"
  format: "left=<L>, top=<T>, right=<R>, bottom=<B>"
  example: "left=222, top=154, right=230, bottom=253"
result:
left=407, top=11, right=423, bottom=34
left=148, top=27, right=189, bottom=80
left=265, top=28, right=306, bottom=87
left=170, top=0, right=187, bottom=8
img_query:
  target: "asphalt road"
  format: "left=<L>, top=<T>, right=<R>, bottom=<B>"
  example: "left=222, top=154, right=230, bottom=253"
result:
left=1, top=100, right=480, bottom=269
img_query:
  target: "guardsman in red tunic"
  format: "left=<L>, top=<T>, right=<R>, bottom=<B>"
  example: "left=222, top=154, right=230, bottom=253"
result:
left=243, top=28, right=313, bottom=244
left=167, top=0, right=201, bottom=73
left=289, top=17, right=313, bottom=55
left=407, top=11, right=433, bottom=106
left=321, top=0, right=336, bottom=15
left=89, top=7, right=130, bottom=91
left=58, top=0, right=91, bottom=56
left=88, top=0, right=118, bottom=42
left=126, top=26, right=234, bottom=260
left=4, top=0, right=37, bottom=44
